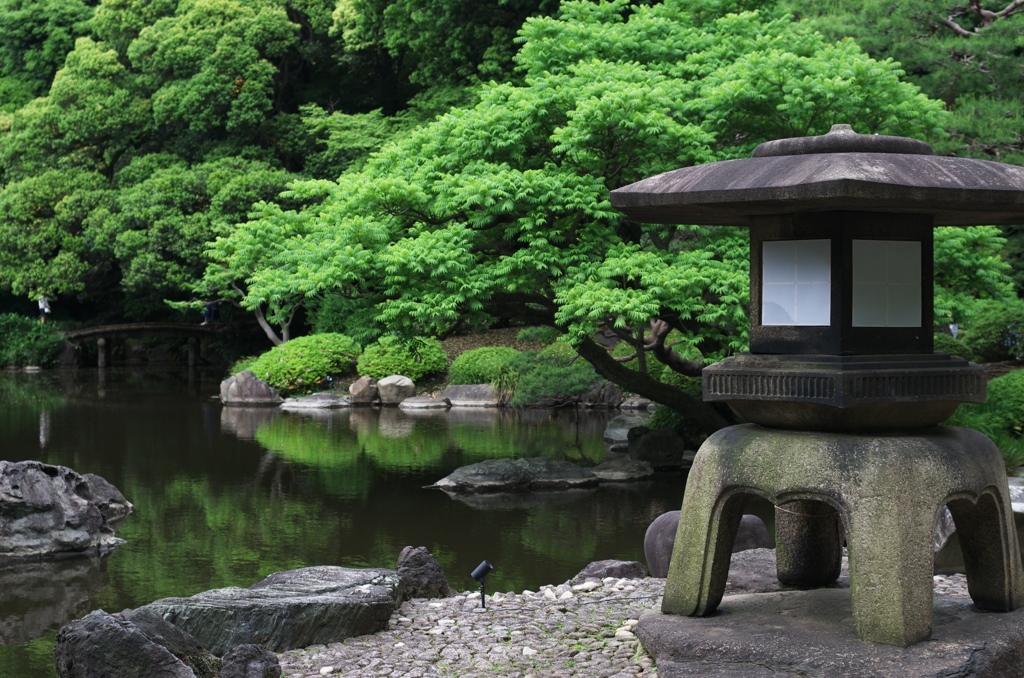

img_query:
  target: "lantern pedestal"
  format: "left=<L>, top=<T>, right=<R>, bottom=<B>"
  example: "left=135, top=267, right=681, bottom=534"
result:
left=663, top=424, right=1024, bottom=647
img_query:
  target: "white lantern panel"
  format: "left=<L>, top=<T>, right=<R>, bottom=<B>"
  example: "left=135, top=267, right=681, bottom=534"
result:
left=852, top=240, right=921, bottom=327
left=762, top=239, right=831, bottom=326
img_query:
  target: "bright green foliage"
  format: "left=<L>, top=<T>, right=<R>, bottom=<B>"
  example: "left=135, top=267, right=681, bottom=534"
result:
left=933, top=332, right=970, bottom=360
left=356, top=335, right=448, bottom=381
left=239, top=332, right=361, bottom=394
left=226, top=0, right=947, bottom=425
left=934, top=226, right=1016, bottom=327
left=0, top=0, right=94, bottom=110
left=961, top=299, right=1024, bottom=363
left=779, top=0, right=1024, bottom=164
left=448, top=346, right=521, bottom=385
left=0, top=313, right=65, bottom=367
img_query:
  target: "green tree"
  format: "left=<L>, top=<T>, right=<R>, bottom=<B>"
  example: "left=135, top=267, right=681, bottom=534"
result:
left=221, top=0, right=950, bottom=431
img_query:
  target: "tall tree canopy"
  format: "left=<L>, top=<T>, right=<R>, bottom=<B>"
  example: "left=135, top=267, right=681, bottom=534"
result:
left=205, top=0, right=954, bottom=429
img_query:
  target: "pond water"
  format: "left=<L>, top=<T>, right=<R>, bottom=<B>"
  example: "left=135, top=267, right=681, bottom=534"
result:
left=0, top=368, right=687, bottom=678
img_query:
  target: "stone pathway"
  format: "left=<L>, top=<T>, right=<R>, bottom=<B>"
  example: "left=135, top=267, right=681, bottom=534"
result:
left=277, top=570, right=972, bottom=678
left=278, top=576, right=664, bottom=678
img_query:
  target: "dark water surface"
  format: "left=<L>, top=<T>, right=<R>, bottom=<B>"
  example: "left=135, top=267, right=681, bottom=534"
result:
left=0, top=368, right=685, bottom=677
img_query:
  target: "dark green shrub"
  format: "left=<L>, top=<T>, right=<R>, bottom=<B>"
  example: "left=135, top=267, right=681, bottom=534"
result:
left=448, top=347, right=521, bottom=385
left=243, top=333, right=361, bottom=394
left=961, top=300, right=1024, bottom=363
left=933, top=332, right=972, bottom=360
left=356, top=336, right=448, bottom=381
left=0, top=313, right=65, bottom=367
left=310, top=295, right=386, bottom=346
left=507, top=344, right=601, bottom=406
left=947, top=369, right=1024, bottom=472
left=516, top=326, right=560, bottom=345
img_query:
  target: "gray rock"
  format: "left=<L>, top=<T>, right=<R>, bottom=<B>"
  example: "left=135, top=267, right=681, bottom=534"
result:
left=438, top=384, right=502, bottom=408
left=571, top=559, right=648, bottom=583
left=378, top=375, right=416, bottom=405
left=137, top=566, right=403, bottom=655
left=619, top=397, right=655, bottom=410
left=429, top=457, right=599, bottom=493
left=578, top=381, right=622, bottom=408
left=398, top=396, right=450, bottom=410
left=280, top=392, right=350, bottom=409
left=628, top=426, right=692, bottom=469
left=0, top=461, right=132, bottom=562
left=349, top=376, right=379, bottom=406
left=220, top=644, right=281, bottom=678
left=220, top=372, right=283, bottom=406
left=603, top=413, right=649, bottom=445
left=53, top=608, right=221, bottom=678
left=396, top=546, right=453, bottom=599
left=590, top=458, right=654, bottom=482
left=219, top=407, right=280, bottom=441
left=644, top=511, right=771, bottom=578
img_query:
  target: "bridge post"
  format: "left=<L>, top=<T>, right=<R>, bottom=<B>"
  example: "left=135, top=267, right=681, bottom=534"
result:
left=188, top=337, right=197, bottom=367
left=97, top=337, right=108, bottom=368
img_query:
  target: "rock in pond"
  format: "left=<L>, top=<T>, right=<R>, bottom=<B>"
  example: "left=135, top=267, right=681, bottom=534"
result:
left=54, top=608, right=222, bottom=678
left=0, top=461, right=132, bottom=562
left=349, top=376, right=379, bottom=406
left=590, top=457, right=654, bottom=482
left=378, top=375, right=416, bottom=405
left=571, top=559, right=648, bottom=583
left=628, top=426, right=694, bottom=469
left=220, top=644, right=281, bottom=678
left=398, top=396, right=450, bottom=410
left=136, top=566, right=403, bottom=656
left=220, top=371, right=283, bottom=406
left=603, top=413, right=649, bottom=449
left=437, top=384, right=502, bottom=408
left=280, top=392, right=350, bottom=410
left=428, top=457, right=599, bottom=493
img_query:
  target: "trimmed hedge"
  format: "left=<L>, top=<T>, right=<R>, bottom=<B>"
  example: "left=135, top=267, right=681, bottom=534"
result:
left=448, top=346, right=521, bottom=385
left=356, top=336, right=448, bottom=382
left=240, top=333, right=361, bottom=395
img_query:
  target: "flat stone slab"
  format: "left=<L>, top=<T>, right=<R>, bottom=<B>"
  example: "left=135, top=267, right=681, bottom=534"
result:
left=399, top=396, right=450, bottom=410
left=437, top=384, right=501, bottom=407
left=590, top=458, right=654, bottom=482
left=428, top=457, right=599, bottom=493
left=280, top=392, right=351, bottom=409
left=638, top=588, right=1024, bottom=677
left=137, top=566, right=402, bottom=656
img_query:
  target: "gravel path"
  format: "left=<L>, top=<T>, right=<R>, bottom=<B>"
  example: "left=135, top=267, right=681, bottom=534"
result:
left=276, top=569, right=971, bottom=678
left=278, top=576, right=665, bottom=678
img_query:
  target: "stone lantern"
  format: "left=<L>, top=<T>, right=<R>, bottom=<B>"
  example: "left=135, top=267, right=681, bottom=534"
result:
left=610, top=125, right=1024, bottom=647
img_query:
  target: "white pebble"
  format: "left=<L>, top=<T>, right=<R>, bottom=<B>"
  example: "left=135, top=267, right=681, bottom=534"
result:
left=522, top=646, right=538, bottom=656
left=319, top=667, right=334, bottom=675
left=559, top=591, right=574, bottom=600
left=543, top=588, right=557, bottom=600
left=573, top=581, right=601, bottom=592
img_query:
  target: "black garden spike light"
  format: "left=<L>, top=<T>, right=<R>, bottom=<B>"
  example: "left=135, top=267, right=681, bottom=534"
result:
left=471, top=560, right=493, bottom=609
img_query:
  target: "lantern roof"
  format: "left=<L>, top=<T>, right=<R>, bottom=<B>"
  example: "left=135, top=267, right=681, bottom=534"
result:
left=609, top=125, right=1024, bottom=226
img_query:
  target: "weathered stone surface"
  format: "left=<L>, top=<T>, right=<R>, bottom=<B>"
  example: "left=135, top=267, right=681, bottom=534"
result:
left=619, top=397, right=655, bottom=410
left=437, top=384, right=502, bottom=408
left=590, top=458, right=654, bottom=482
left=349, top=376, right=379, bottom=406
left=603, top=413, right=649, bottom=445
left=644, top=511, right=771, bottom=578
left=396, top=546, right=453, bottom=599
left=279, top=392, right=350, bottom=409
left=572, top=559, right=648, bottom=583
left=428, top=457, right=599, bottom=493
left=398, top=396, right=450, bottom=410
left=137, top=566, right=402, bottom=655
left=577, top=381, right=622, bottom=409
left=53, top=608, right=221, bottom=678
left=220, top=644, right=281, bottom=678
left=0, top=461, right=132, bottom=562
left=220, top=371, right=283, bottom=406
left=628, top=427, right=693, bottom=469
left=378, top=375, right=416, bottom=405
